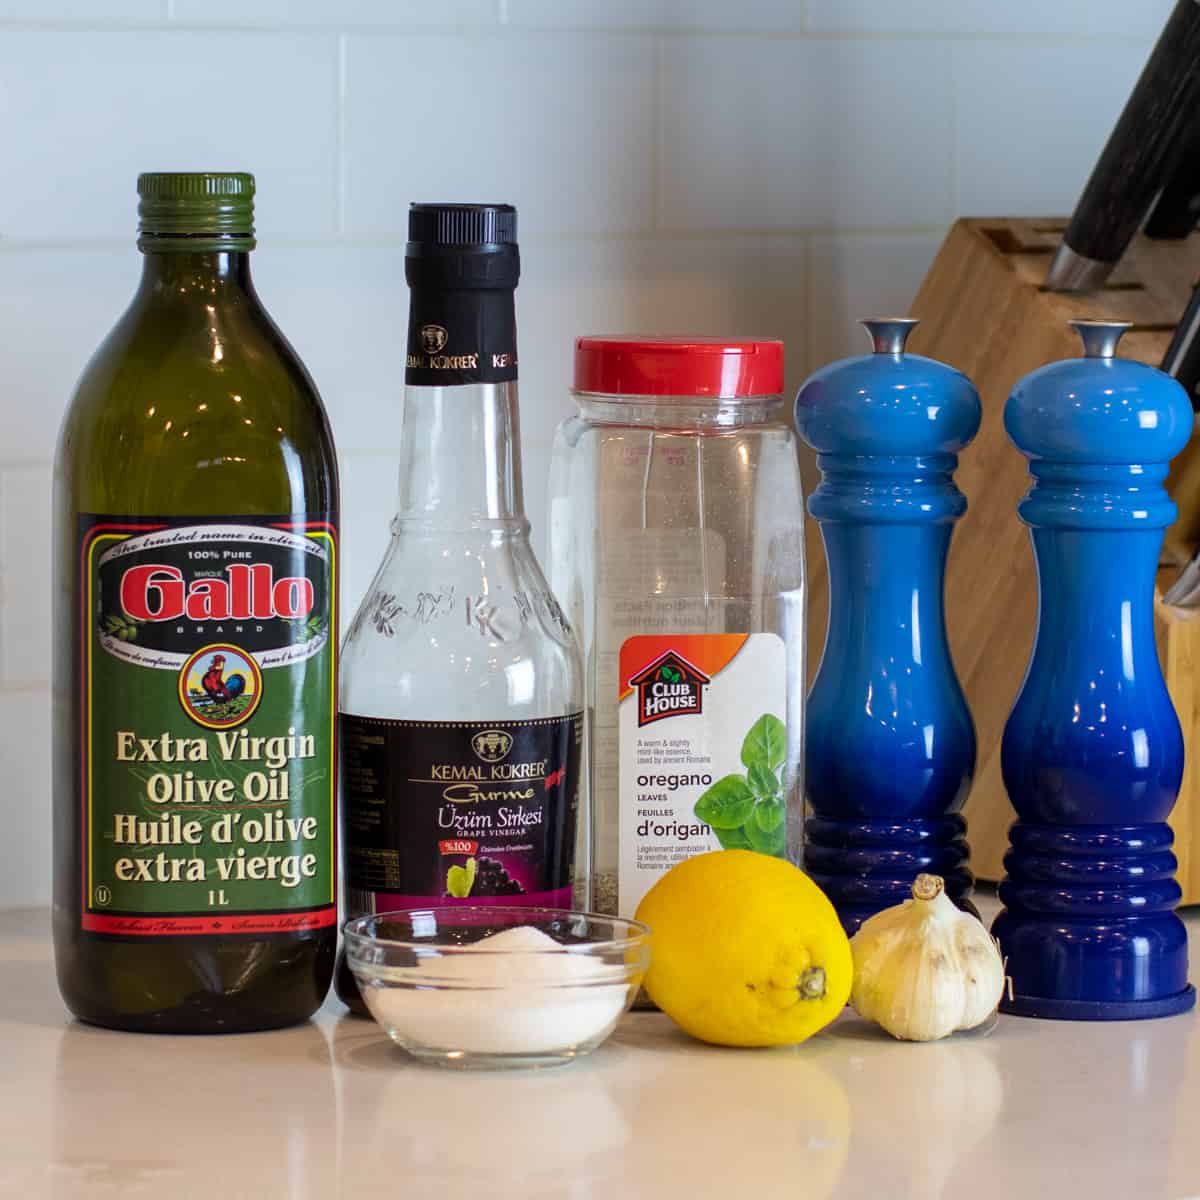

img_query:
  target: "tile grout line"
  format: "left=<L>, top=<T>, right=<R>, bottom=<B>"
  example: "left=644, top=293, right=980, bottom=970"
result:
left=650, top=31, right=663, bottom=234
left=0, top=470, right=8, bottom=687
left=0, top=680, right=49, bottom=695
left=0, top=21, right=1159, bottom=44
left=336, top=32, right=347, bottom=236
left=0, top=463, right=53, bottom=691
left=0, top=228, right=954, bottom=253
left=798, top=233, right=813, bottom=379
left=802, top=231, right=815, bottom=375
left=947, top=40, right=962, bottom=231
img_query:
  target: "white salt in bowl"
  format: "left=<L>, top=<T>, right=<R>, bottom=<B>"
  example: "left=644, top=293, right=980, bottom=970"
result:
left=343, top=906, right=652, bottom=1069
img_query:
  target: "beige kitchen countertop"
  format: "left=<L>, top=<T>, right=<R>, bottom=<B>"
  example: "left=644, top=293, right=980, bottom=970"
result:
left=4, top=893, right=1200, bottom=1199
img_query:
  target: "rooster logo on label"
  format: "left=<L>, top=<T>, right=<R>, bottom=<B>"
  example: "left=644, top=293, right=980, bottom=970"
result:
left=179, top=643, right=263, bottom=729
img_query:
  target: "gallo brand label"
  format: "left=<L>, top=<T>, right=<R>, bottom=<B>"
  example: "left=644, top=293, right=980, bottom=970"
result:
left=341, top=713, right=581, bottom=912
left=79, top=517, right=337, bottom=936
left=618, top=634, right=788, bottom=916
left=119, top=562, right=315, bottom=623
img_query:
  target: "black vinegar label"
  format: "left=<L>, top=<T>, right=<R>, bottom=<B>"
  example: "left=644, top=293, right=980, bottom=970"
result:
left=79, top=516, right=337, bottom=936
left=340, top=714, right=581, bottom=910
left=404, top=289, right=517, bottom=387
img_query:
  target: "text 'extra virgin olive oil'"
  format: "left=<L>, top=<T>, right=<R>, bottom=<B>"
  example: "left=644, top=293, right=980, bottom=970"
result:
left=52, top=173, right=339, bottom=1032
left=335, top=204, right=584, bottom=1012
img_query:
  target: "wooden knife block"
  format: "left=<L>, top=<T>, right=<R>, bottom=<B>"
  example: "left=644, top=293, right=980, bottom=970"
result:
left=804, top=216, right=1200, bottom=900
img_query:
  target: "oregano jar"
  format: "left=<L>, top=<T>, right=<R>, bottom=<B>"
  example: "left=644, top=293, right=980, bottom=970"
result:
left=548, top=336, right=806, bottom=919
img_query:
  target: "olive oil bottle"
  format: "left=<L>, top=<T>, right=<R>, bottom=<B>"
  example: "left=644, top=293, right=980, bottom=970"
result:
left=52, top=173, right=338, bottom=1032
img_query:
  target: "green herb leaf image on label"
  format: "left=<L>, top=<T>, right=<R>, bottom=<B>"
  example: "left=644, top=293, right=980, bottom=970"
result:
left=741, top=714, right=786, bottom=771
left=696, top=711, right=788, bottom=858
left=753, top=797, right=785, bottom=833
left=743, top=813, right=786, bottom=856
left=660, top=665, right=682, bottom=683
left=714, top=826, right=753, bottom=851
left=747, top=763, right=779, bottom=799
left=694, top=775, right=756, bottom=829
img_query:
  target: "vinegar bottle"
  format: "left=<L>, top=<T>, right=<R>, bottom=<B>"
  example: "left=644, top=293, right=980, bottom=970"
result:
left=53, top=173, right=338, bottom=1032
left=335, top=204, right=583, bottom=1011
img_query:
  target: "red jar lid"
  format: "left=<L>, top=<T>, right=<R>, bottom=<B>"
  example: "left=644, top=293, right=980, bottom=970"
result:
left=573, top=335, right=784, bottom=398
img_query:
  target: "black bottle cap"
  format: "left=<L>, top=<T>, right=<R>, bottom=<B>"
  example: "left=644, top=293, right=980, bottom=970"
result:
left=408, top=203, right=517, bottom=246
left=406, top=203, right=519, bottom=290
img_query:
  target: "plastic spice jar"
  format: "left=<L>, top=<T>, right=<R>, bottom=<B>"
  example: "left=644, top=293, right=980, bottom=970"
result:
left=548, top=336, right=806, bottom=919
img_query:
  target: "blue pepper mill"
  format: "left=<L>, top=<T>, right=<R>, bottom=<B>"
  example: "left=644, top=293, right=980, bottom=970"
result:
left=993, top=319, right=1196, bottom=1020
left=796, top=318, right=981, bottom=933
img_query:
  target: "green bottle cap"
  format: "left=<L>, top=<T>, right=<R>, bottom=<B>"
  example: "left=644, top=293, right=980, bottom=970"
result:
left=136, top=172, right=256, bottom=251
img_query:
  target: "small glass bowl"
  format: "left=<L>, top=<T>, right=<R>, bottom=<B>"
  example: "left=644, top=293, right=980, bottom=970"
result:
left=343, top=906, right=652, bottom=1070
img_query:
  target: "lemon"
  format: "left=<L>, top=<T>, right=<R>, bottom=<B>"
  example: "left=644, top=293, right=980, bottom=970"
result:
left=635, top=849, right=852, bottom=1047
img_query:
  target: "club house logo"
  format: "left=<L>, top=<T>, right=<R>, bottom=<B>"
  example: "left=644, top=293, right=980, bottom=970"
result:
left=630, top=650, right=710, bottom=727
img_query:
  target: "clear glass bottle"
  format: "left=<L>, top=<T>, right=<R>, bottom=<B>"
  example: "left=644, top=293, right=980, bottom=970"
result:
left=336, top=204, right=584, bottom=1011
left=548, top=337, right=805, bottom=920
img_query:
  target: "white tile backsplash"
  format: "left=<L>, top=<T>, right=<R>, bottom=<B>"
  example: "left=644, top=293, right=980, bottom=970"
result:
left=0, top=0, right=1176, bottom=906
left=338, top=450, right=396, bottom=632
left=0, top=689, right=50, bottom=908
left=658, top=36, right=953, bottom=231
left=806, top=232, right=943, bottom=365
left=808, top=0, right=1172, bottom=37
left=504, top=0, right=805, bottom=30
left=343, top=32, right=656, bottom=237
left=521, top=440, right=554, bottom=562
left=170, top=0, right=496, bottom=26
left=953, top=40, right=1149, bottom=217
left=0, top=248, right=138, bottom=462
left=0, top=0, right=164, bottom=18
left=253, top=243, right=407, bottom=454
left=515, top=234, right=809, bottom=452
left=0, top=466, right=51, bottom=687
left=0, top=31, right=338, bottom=240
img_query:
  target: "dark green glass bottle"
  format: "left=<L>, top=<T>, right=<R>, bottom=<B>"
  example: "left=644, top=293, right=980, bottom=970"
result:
left=53, top=173, right=338, bottom=1032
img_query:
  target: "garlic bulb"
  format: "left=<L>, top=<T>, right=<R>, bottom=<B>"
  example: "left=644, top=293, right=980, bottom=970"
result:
left=849, top=874, right=1005, bottom=1042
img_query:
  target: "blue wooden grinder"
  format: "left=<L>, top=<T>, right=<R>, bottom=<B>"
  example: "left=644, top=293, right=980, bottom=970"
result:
left=993, top=318, right=1196, bottom=1020
left=796, top=318, right=981, bottom=932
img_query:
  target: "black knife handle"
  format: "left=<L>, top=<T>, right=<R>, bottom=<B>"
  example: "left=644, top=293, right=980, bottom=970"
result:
left=1161, top=281, right=1200, bottom=409
left=1145, top=110, right=1200, bottom=238
left=1061, top=0, right=1200, bottom=267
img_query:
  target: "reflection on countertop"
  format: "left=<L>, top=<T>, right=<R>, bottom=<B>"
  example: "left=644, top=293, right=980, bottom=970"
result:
left=4, top=896, right=1200, bottom=1199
